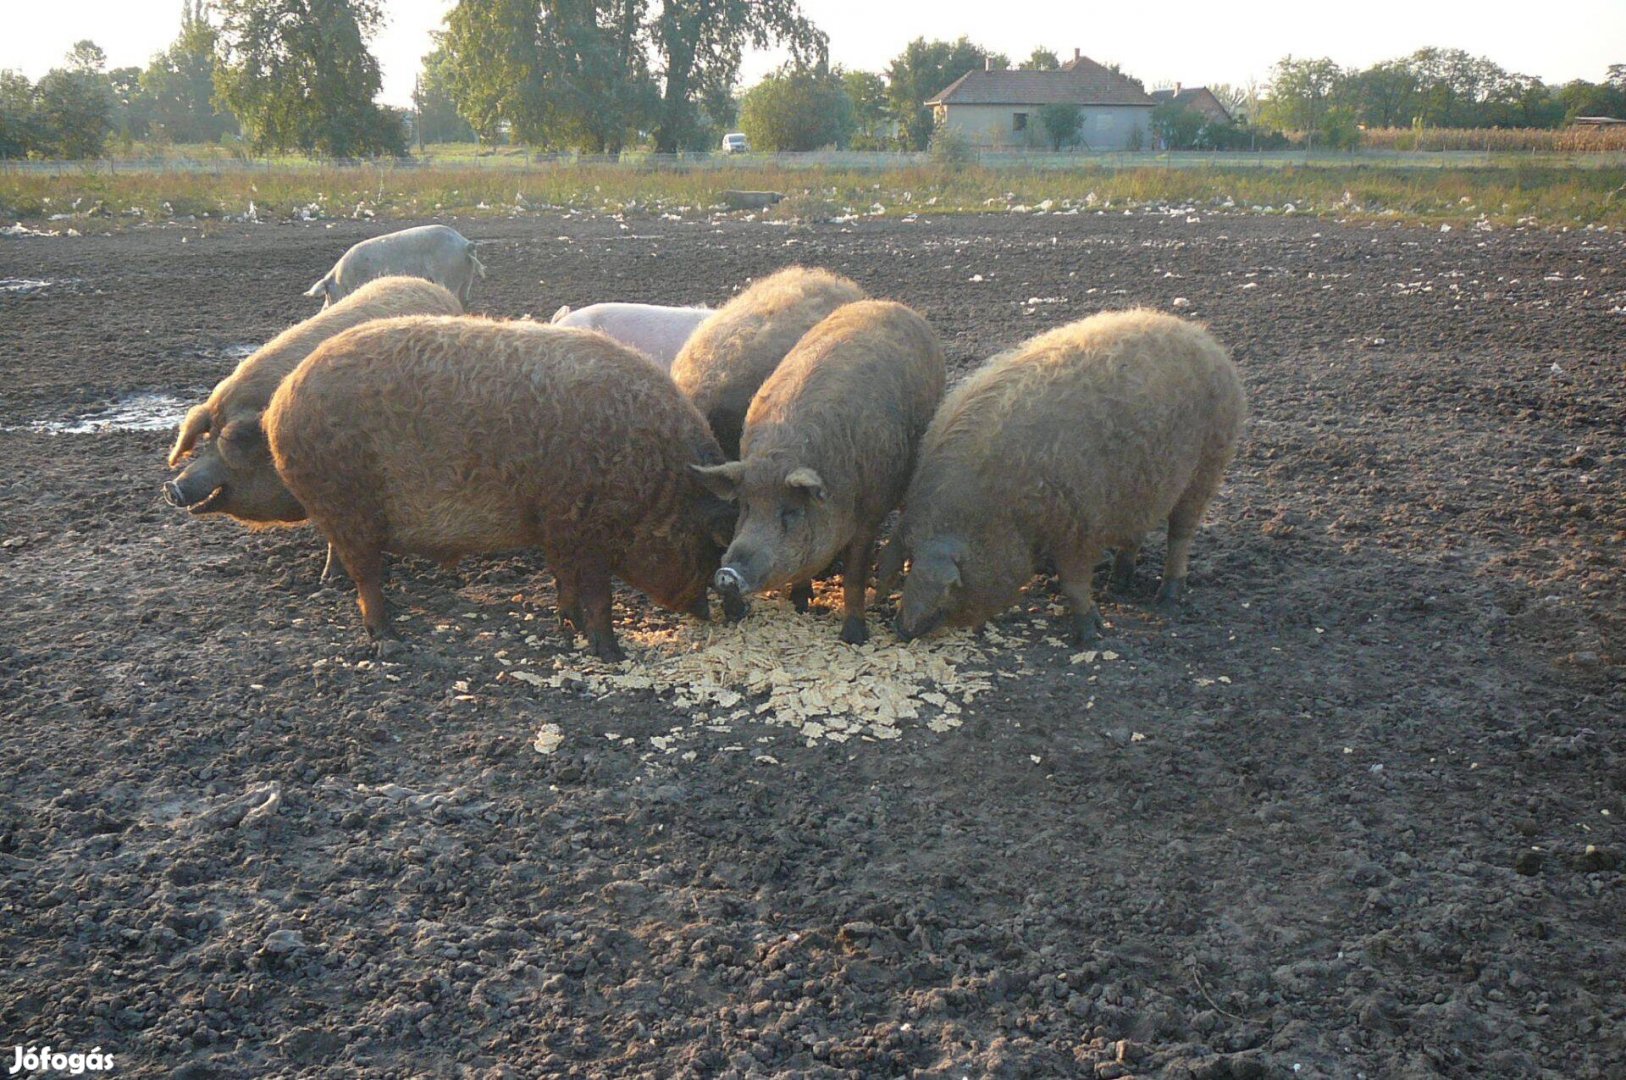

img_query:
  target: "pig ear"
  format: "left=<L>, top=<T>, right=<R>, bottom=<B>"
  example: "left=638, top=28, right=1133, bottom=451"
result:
left=689, top=461, right=744, bottom=501
left=217, top=415, right=266, bottom=459
left=919, top=537, right=966, bottom=588
left=784, top=466, right=827, bottom=501
left=551, top=305, right=571, bottom=323
left=168, top=404, right=212, bottom=467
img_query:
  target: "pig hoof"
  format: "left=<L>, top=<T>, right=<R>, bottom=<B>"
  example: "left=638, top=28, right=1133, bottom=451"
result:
left=839, top=616, right=869, bottom=646
left=588, top=633, right=626, bottom=663
left=558, top=605, right=584, bottom=633
left=1070, top=608, right=1106, bottom=645
left=374, top=637, right=405, bottom=661
left=1155, top=577, right=1186, bottom=612
left=790, top=583, right=813, bottom=613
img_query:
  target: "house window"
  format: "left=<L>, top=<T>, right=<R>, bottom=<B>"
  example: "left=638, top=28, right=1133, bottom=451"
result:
left=1013, top=112, right=1028, bottom=132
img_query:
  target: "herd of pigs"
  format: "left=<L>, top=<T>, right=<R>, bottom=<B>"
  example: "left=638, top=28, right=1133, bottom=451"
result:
left=162, top=223, right=1248, bottom=660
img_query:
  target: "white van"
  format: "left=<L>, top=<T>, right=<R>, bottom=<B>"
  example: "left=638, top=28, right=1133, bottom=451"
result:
left=721, top=132, right=749, bottom=154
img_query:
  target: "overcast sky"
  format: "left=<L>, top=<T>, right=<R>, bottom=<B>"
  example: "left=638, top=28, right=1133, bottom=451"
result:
left=3, top=0, right=1620, bottom=107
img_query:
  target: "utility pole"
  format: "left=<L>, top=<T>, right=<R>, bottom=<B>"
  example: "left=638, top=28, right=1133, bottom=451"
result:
left=414, top=74, right=424, bottom=154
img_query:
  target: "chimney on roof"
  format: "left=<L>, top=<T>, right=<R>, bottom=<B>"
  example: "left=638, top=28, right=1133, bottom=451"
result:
left=985, top=57, right=994, bottom=72
left=1175, top=82, right=1182, bottom=95
left=1074, top=48, right=1081, bottom=61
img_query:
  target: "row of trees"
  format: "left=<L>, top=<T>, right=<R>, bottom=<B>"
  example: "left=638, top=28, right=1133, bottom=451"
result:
left=1, top=18, right=237, bottom=161
left=0, top=1, right=403, bottom=160
left=1263, top=49, right=1626, bottom=150
left=2, top=1, right=1622, bottom=160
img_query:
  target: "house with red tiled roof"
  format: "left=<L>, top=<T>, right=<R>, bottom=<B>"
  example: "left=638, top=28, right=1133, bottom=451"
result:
left=1149, top=84, right=1233, bottom=125
left=924, top=49, right=1156, bottom=150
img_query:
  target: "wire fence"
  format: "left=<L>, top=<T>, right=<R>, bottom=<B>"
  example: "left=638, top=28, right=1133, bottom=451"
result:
left=5, top=147, right=1625, bottom=175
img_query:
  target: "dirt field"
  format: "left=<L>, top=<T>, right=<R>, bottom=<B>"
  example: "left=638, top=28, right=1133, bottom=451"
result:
left=1, top=207, right=1622, bottom=1078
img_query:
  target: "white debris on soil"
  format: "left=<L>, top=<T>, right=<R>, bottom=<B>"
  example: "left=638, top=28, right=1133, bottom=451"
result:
left=511, top=586, right=997, bottom=745
left=531, top=723, right=565, bottom=755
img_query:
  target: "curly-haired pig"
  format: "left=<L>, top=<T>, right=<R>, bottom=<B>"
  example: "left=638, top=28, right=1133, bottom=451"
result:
left=164, top=277, right=463, bottom=543
left=878, top=308, right=1246, bottom=644
left=670, top=266, right=865, bottom=457
left=263, top=315, right=741, bottom=660
left=693, top=300, right=945, bottom=644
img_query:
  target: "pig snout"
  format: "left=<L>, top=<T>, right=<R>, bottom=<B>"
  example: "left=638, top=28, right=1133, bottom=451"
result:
left=714, top=566, right=748, bottom=594
left=164, top=455, right=227, bottom=512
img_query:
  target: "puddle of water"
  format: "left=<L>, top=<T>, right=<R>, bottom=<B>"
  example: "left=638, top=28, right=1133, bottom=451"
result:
left=0, top=278, right=58, bottom=295
left=6, top=393, right=191, bottom=435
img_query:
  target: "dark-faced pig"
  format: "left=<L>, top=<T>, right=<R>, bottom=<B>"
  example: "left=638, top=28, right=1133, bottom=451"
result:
left=164, top=276, right=462, bottom=527
left=670, top=266, right=865, bottom=457
left=693, top=301, right=945, bottom=644
left=263, top=315, right=739, bottom=660
left=878, top=308, right=1246, bottom=645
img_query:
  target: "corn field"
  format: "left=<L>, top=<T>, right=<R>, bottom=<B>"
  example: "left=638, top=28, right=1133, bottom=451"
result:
left=1362, top=126, right=1626, bottom=153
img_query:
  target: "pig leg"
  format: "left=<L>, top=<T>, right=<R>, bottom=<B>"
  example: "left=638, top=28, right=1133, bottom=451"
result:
left=839, top=531, right=876, bottom=645
left=332, top=540, right=397, bottom=654
left=549, top=545, right=624, bottom=662
left=1111, top=534, right=1143, bottom=593
left=554, top=575, right=584, bottom=635
left=789, top=581, right=814, bottom=613
left=319, top=542, right=349, bottom=584
left=576, top=567, right=624, bottom=663
left=1158, top=479, right=1218, bottom=611
left=1056, top=546, right=1107, bottom=645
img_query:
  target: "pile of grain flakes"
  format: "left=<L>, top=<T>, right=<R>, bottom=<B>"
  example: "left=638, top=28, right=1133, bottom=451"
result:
left=511, top=590, right=995, bottom=748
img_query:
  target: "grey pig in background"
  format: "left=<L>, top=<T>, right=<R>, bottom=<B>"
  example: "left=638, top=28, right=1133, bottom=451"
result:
left=305, top=224, right=486, bottom=308
left=878, top=308, right=1246, bottom=645
left=695, top=300, right=945, bottom=644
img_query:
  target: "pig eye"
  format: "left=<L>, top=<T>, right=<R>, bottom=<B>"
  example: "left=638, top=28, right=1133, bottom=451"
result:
left=779, top=505, right=803, bottom=530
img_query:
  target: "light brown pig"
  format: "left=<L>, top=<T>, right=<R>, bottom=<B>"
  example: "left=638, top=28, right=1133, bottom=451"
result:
left=879, top=309, right=1247, bottom=645
left=264, top=316, right=740, bottom=660
left=670, top=266, right=865, bottom=457
left=694, top=301, right=945, bottom=644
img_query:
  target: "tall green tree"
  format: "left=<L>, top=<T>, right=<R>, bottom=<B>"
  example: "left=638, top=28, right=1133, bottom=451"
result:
left=142, top=1, right=237, bottom=144
left=108, top=66, right=153, bottom=142
left=1021, top=47, right=1059, bottom=71
left=886, top=36, right=1006, bottom=151
left=650, top=0, right=826, bottom=153
left=214, top=0, right=405, bottom=157
left=738, top=64, right=853, bottom=151
left=842, top=69, right=890, bottom=149
left=1263, top=55, right=1348, bottom=148
left=412, top=41, right=476, bottom=144
left=34, top=43, right=116, bottom=158
left=0, top=71, right=39, bottom=157
left=442, top=0, right=657, bottom=153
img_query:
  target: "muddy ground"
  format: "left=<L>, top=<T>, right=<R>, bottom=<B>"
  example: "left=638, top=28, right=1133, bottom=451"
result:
left=1, top=206, right=1622, bottom=1079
